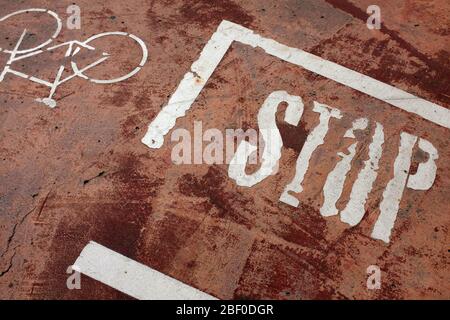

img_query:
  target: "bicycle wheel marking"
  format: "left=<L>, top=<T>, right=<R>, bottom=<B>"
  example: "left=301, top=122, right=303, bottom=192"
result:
left=0, top=8, right=62, bottom=54
left=70, top=32, right=149, bottom=84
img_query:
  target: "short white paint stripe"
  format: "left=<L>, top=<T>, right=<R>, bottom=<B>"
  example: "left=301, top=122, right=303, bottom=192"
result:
left=142, top=20, right=450, bottom=149
left=74, top=241, right=217, bottom=300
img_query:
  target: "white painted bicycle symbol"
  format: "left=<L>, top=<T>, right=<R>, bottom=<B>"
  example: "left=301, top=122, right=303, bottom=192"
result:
left=0, top=8, right=148, bottom=108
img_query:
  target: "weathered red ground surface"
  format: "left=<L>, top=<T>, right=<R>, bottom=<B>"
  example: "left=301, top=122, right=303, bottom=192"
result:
left=0, top=0, right=449, bottom=299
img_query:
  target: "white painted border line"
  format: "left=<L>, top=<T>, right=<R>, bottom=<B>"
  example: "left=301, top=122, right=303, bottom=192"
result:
left=73, top=241, right=217, bottom=300
left=142, top=20, right=450, bottom=149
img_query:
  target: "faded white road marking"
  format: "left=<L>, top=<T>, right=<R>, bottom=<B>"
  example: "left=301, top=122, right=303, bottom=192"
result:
left=371, top=132, right=417, bottom=243
left=228, top=91, right=304, bottom=187
left=321, top=143, right=357, bottom=217
left=0, top=9, right=148, bottom=107
left=340, top=122, right=384, bottom=226
left=142, top=20, right=450, bottom=149
left=371, top=134, right=439, bottom=242
left=320, top=118, right=368, bottom=217
left=138, top=21, right=446, bottom=244
left=279, top=102, right=342, bottom=207
left=74, top=241, right=217, bottom=300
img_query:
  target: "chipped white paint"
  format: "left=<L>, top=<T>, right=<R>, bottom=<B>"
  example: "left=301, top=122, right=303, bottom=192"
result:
left=321, top=143, right=357, bottom=217
left=279, top=103, right=342, bottom=207
left=407, top=138, right=438, bottom=190
left=228, top=91, right=304, bottom=187
left=344, top=118, right=368, bottom=138
left=142, top=20, right=450, bottom=149
left=0, top=9, right=148, bottom=107
left=74, top=241, right=217, bottom=300
left=35, top=97, right=57, bottom=108
left=371, top=132, right=417, bottom=243
left=340, top=123, right=385, bottom=226
left=320, top=118, right=368, bottom=217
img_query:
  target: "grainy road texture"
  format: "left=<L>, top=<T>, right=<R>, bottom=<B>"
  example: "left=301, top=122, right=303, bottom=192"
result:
left=0, top=0, right=449, bottom=299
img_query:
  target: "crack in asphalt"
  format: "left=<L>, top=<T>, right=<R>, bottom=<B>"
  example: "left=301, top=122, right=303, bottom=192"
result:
left=0, top=250, right=16, bottom=277
left=83, top=170, right=107, bottom=185
left=0, top=206, right=36, bottom=259
left=35, top=191, right=51, bottom=221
